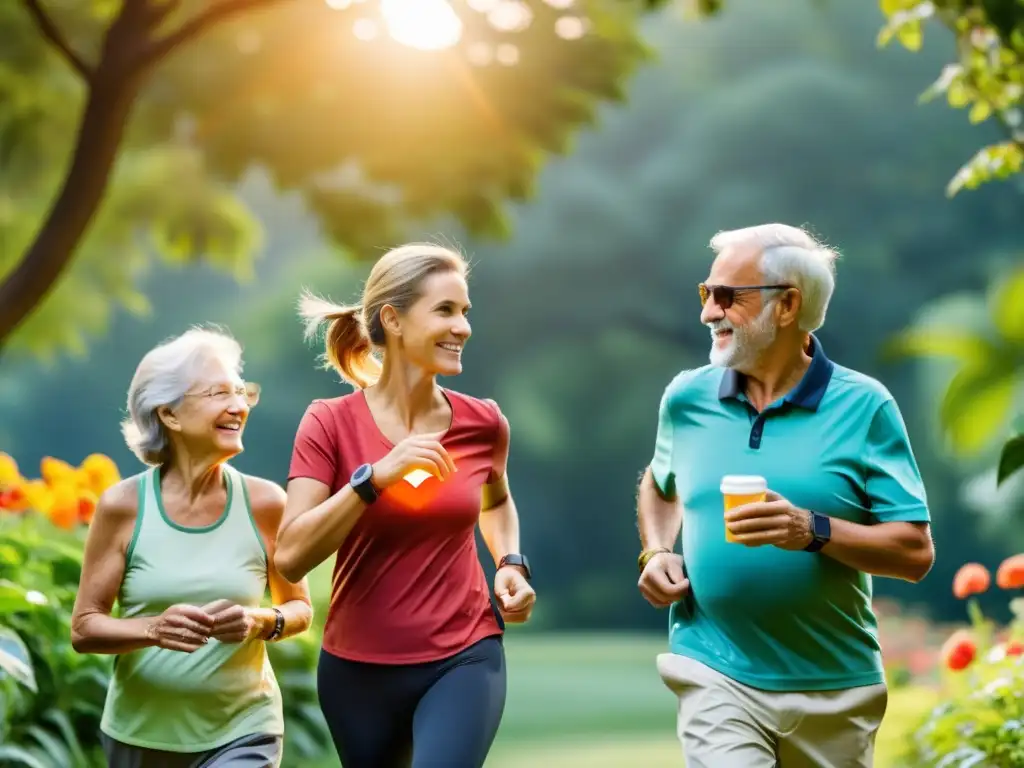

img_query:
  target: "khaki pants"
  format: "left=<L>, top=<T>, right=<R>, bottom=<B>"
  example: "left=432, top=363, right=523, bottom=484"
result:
left=657, top=653, right=887, bottom=768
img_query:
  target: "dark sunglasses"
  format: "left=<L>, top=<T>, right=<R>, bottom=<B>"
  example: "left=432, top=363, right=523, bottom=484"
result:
left=698, top=283, right=791, bottom=310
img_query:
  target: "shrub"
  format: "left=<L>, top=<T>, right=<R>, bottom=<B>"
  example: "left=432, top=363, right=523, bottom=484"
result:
left=904, top=557, right=1024, bottom=767
left=0, top=452, right=331, bottom=767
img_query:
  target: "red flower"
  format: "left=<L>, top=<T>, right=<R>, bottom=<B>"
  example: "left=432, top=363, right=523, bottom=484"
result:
left=1006, top=641, right=1024, bottom=657
left=953, top=563, right=991, bottom=598
left=996, top=555, right=1024, bottom=590
left=942, top=630, right=977, bottom=671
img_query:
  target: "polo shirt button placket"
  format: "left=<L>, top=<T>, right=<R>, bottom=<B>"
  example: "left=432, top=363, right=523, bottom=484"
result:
left=749, top=416, right=765, bottom=449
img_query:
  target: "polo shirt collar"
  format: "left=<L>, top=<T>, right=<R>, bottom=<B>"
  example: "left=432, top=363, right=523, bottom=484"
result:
left=717, top=334, right=835, bottom=411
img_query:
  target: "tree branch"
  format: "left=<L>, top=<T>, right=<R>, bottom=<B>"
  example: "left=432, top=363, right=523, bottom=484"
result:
left=143, top=0, right=289, bottom=67
left=20, top=0, right=93, bottom=82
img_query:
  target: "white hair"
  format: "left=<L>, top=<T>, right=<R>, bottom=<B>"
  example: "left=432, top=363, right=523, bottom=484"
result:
left=121, top=326, right=243, bottom=466
left=709, top=223, right=840, bottom=332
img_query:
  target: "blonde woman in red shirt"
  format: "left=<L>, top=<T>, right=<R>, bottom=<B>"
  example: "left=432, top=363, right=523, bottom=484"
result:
left=274, top=243, right=536, bottom=768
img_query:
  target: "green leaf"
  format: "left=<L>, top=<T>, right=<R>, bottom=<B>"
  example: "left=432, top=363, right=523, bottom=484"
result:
left=946, top=81, right=971, bottom=108
left=968, top=100, right=993, bottom=123
left=0, top=626, right=36, bottom=693
left=947, top=142, right=1024, bottom=197
left=0, top=746, right=49, bottom=768
left=941, top=366, right=1018, bottom=454
left=0, top=579, right=34, bottom=614
left=897, top=20, right=923, bottom=51
left=881, top=329, right=994, bottom=365
left=999, top=428, right=1024, bottom=487
left=42, top=709, right=88, bottom=767
left=993, top=267, right=1024, bottom=342
left=25, top=725, right=72, bottom=768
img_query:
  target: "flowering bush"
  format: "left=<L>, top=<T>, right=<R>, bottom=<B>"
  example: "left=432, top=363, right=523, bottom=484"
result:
left=0, top=451, right=331, bottom=767
left=0, top=451, right=119, bottom=767
left=0, top=451, right=119, bottom=529
left=904, top=556, right=1024, bottom=767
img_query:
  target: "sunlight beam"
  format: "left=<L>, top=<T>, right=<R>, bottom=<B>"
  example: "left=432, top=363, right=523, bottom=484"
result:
left=380, top=0, right=463, bottom=51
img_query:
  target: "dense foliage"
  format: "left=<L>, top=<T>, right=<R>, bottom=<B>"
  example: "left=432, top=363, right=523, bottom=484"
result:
left=702, top=0, right=1024, bottom=195
left=905, top=557, right=1024, bottom=767
left=4, top=0, right=1020, bottom=632
left=0, top=0, right=661, bottom=357
left=0, top=453, right=331, bottom=767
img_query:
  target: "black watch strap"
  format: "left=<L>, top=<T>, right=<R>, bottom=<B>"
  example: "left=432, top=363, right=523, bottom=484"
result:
left=351, top=463, right=379, bottom=505
left=265, top=608, right=285, bottom=642
left=499, top=554, right=532, bottom=580
left=804, top=511, right=831, bottom=553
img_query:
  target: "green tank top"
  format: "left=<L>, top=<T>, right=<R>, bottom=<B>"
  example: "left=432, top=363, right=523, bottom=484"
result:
left=100, top=464, right=284, bottom=752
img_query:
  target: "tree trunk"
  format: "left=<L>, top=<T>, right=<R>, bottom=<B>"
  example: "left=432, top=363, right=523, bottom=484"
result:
left=0, top=70, right=137, bottom=355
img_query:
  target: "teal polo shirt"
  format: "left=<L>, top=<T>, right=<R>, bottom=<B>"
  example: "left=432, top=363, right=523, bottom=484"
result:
left=650, top=336, right=930, bottom=692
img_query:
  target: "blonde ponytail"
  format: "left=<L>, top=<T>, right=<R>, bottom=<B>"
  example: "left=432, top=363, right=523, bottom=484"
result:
left=299, top=290, right=382, bottom=389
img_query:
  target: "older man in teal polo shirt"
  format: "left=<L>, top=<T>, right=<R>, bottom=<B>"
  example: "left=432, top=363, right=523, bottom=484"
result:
left=635, top=223, right=934, bottom=768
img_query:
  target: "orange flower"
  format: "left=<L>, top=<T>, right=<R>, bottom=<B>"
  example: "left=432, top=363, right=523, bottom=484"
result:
left=942, top=629, right=977, bottom=671
left=0, top=484, right=29, bottom=513
left=953, top=563, right=991, bottom=598
left=996, top=554, right=1024, bottom=590
left=40, top=456, right=76, bottom=487
left=0, top=452, right=20, bottom=486
left=77, top=492, right=97, bottom=525
left=1006, top=641, right=1024, bottom=657
left=79, top=453, right=120, bottom=496
left=22, top=479, right=54, bottom=514
left=48, top=484, right=79, bottom=530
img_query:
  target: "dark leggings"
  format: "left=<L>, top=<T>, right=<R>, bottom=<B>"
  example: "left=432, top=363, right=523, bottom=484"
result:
left=317, top=636, right=507, bottom=768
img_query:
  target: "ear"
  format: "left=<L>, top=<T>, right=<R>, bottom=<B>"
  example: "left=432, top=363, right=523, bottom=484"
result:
left=775, top=288, right=802, bottom=330
left=379, top=304, right=402, bottom=338
left=157, top=405, right=182, bottom=433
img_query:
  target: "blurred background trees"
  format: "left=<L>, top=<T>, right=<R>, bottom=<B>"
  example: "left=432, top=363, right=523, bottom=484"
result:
left=0, top=0, right=663, bottom=356
left=2, top=0, right=1023, bottom=765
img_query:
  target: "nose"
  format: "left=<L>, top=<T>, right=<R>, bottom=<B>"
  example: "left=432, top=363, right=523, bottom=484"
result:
left=226, top=392, right=249, bottom=414
left=453, top=315, right=472, bottom=339
left=701, top=298, right=725, bottom=325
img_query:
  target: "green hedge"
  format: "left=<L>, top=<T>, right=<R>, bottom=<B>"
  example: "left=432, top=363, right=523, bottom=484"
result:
left=0, top=513, right=331, bottom=768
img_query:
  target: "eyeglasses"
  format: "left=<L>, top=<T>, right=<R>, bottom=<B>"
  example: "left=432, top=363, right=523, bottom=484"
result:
left=698, top=283, right=791, bottom=310
left=183, top=382, right=261, bottom=407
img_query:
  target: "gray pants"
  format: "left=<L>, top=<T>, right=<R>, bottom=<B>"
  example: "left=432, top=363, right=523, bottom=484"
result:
left=101, top=732, right=282, bottom=768
left=657, top=654, right=888, bottom=768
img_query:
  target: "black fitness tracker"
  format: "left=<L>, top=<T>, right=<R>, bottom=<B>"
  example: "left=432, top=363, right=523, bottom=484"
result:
left=499, top=554, right=533, bottom=581
left=804, top=511, right=832, bottom=553
left=350, top=463, right=379, bottom=505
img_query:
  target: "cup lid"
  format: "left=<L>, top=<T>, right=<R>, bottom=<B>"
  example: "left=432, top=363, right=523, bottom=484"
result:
left=720, top=475, right=767, bottom=494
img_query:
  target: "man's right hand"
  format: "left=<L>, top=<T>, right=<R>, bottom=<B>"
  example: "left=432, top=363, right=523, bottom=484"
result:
left=638, top=552, right=689, bottom=608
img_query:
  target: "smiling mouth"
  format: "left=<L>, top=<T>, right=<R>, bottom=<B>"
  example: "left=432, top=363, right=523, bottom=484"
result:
left=437, top=343, right=462, bottom=354
left=216, top=424, right=241, bottom=433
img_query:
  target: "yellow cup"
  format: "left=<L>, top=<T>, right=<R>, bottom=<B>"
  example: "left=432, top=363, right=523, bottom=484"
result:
left=721, top=475, right=767, bottom=542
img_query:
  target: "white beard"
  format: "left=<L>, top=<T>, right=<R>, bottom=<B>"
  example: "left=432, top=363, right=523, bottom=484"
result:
left=708, top=302, right=778, bottom=370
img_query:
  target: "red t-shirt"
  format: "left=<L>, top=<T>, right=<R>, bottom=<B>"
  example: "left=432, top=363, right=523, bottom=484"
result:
left=287, top=387, right=506, bottom=664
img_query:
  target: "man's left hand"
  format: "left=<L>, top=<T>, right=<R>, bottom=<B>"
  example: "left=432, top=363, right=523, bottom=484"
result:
left=494, top=565, right=536, bottom=624
left=725, top=491, right=813, bottom=551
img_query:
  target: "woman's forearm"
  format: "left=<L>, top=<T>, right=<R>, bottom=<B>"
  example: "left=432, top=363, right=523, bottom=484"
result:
left=275, top=486, right=367, bottom=583
left=479, top=495, right=521, bottom=566
left=251, top=598, right=314, bottom=642
left=71, top=612, right=156, bottom=655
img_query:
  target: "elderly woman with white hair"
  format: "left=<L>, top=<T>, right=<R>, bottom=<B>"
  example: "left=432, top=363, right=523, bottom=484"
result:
left=71, top=326, right=313, bottom=768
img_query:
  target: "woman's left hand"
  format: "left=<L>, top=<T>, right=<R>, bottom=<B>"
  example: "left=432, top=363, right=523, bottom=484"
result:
left=202, top=599, right=262, bottom=643
left=494, top=566, right=536, bottom=624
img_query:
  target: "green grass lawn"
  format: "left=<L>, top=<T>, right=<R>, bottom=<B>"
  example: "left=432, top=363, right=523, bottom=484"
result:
left=304, top=630, right=938, bottom=767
